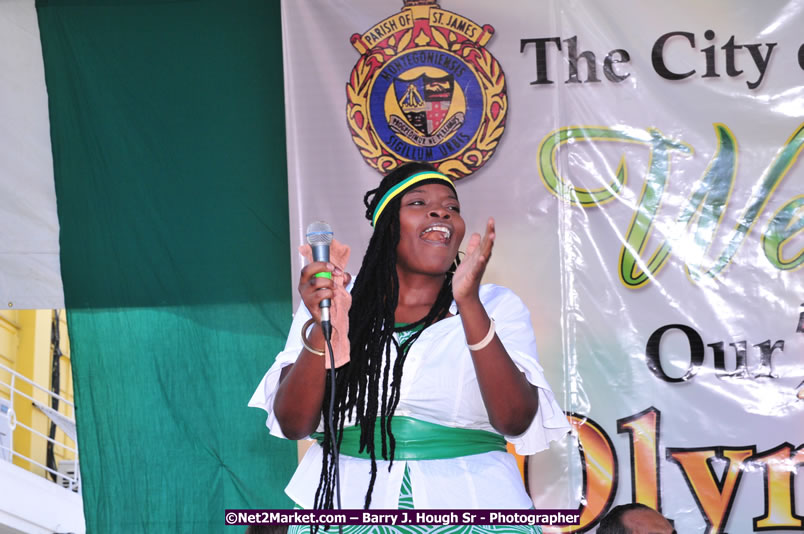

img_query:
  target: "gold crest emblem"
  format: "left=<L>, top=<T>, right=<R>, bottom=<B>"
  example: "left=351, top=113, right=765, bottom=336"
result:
left=346, top=0, right=507, bottom=178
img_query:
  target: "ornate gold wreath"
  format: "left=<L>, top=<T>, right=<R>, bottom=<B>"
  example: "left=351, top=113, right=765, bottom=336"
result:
left=346, top=27, right=507, bottom=179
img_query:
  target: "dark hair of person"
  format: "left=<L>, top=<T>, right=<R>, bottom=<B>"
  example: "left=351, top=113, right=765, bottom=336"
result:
left=245, top=525, right=288, bottom=534
left=313, top=162, right=459, bottom=510
left=597, top=503, right=655, bottom=534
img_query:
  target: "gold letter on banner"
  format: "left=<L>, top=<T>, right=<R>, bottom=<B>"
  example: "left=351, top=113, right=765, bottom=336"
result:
left=618, top=407, right=661, bottom=510
left=749, top=443, right=804, bottom=530
left=549, top=414, right=618, bottom=532
left=666, top=447, right=755, bottom=534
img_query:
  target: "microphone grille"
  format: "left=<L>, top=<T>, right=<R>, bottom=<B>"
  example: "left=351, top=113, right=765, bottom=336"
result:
left=306, top=221, right=333, bottom=246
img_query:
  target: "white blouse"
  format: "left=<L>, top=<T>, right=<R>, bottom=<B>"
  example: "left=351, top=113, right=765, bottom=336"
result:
left=249, top=284, right=570, bottom=509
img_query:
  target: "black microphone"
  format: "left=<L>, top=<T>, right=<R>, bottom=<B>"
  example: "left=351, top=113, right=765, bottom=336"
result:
left=306, top=221, right=334, bottom=340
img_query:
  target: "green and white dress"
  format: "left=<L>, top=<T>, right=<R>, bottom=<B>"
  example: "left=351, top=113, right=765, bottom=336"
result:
left=288, top=463, right=542, bottom=533
left=249, top=285, right=570, bottom=531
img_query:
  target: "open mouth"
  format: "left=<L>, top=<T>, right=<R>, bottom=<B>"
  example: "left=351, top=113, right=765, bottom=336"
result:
left=420, top=225, right=452, bottom=244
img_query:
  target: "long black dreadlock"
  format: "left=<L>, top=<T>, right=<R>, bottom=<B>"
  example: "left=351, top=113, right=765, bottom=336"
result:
left=313, top=162, right=460, bottom=510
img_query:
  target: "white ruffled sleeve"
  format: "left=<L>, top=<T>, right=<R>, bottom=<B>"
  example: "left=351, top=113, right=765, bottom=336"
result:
left=486, top=286, right=571, bottom=455
left=247, top=301, right=312, bottom=439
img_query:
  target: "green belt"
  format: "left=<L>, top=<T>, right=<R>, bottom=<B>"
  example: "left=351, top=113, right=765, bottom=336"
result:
left=312, top=416, right=507, bottom=460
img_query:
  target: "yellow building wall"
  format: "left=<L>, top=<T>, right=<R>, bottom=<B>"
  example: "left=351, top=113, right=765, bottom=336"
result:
left=0, top=310, right=19, bottom=404
left=0, top=309, right=75, bottom=479
left=53, top=312, right=76, bottom=469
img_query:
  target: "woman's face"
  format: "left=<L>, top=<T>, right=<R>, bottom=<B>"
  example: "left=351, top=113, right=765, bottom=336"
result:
left=396, top=183, right=465, bottom=276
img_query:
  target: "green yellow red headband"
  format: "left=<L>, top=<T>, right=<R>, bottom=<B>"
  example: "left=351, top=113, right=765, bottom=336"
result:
left=371, top=171, right=456, bottom=227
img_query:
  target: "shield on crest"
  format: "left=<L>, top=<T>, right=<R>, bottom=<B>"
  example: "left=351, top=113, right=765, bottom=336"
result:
left=394, top=73, right=455, bottom=136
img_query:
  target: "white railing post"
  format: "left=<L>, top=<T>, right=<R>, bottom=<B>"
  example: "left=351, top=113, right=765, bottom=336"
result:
left=0, top=361, right=79, bottom=493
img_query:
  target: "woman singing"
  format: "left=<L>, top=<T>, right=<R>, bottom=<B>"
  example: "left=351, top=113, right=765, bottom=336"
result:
left=250, top=162, right=570, bottom=531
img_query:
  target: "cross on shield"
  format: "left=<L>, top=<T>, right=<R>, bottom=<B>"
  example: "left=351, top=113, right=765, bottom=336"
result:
left=394, top=73, right=455, bottom=136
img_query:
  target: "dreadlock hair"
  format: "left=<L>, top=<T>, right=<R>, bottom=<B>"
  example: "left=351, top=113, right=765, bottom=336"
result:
left=313, top=162, right=460, bottom=511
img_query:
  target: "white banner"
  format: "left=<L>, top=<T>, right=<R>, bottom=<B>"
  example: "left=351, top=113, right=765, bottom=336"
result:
left=0, top=0, right=63, bottom=310
left=282, top=1, right=804, bottom=532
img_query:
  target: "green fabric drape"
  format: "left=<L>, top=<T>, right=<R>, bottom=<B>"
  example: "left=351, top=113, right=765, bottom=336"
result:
left=37, top=1, right=295, bottom=531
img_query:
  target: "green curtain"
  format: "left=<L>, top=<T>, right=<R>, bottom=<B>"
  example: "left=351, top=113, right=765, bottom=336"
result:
left=37, top=1, right=295, bottom=532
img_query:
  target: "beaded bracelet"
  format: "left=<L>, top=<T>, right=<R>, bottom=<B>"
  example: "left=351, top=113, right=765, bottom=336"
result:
left=301, top=318, right=325, bottom=356
left=467, top=319, right=496, bottom=351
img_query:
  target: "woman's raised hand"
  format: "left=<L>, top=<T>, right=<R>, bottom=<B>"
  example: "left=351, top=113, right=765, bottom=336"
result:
left=296, top=240, right=352, bottom=368
left=298, top=238, right=351, bottom=324
left=452, top=217, right=495, bottom=305
left=298, top=261, right=339, bottom=325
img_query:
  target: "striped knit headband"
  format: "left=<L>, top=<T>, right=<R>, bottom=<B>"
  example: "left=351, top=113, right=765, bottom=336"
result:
left=371, top=170, right=456, bottom=227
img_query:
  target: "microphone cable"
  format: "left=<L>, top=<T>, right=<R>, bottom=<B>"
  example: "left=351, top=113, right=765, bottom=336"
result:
left=323, top=330, right=343, bottom=534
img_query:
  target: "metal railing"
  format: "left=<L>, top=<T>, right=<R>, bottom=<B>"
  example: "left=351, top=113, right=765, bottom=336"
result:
left=0, top=361, right=80, bottom=492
